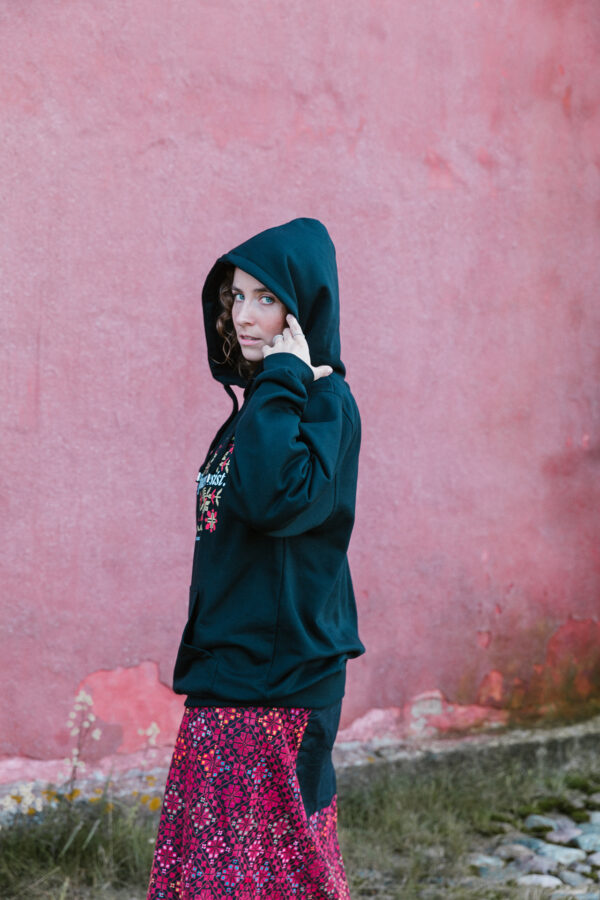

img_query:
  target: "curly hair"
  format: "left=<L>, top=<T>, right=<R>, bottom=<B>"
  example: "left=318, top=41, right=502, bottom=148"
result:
left=215, top=267, right=259, bottom=379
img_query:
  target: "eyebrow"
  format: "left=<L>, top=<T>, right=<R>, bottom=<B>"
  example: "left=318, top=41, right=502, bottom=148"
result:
left=231, top=283, right=274, bottom=295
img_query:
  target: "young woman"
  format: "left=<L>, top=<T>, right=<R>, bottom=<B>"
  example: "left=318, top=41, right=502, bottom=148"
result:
left=147, top=217, right=364, bottom=899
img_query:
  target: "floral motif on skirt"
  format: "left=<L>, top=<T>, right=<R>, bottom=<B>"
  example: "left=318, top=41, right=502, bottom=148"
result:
left=146, top=706, right=350, bottom=899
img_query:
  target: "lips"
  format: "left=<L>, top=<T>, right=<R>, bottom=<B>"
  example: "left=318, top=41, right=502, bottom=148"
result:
left=238, top=334, right=262, bottom=345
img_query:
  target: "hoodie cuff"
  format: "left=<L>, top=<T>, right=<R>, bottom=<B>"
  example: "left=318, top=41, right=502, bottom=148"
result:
left=262, top=352, right=314, bottom=387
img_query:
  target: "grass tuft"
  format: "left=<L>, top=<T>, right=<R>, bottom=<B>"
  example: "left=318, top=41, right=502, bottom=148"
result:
left=2, top=751, right=600, bottom=898
left=564, top=772, right=600, bottom=793
left=0, top=791, right=157, bottom=900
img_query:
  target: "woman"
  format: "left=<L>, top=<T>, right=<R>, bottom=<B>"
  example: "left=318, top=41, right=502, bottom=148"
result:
left=147, top=217, right=364, bottom=899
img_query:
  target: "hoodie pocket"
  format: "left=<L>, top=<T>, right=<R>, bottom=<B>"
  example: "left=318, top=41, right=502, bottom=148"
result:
left=173, top=589, right=218, bottom=691
left=183, top=587, right=202, bottom=642
left=173, top=641, right=218, bottom=692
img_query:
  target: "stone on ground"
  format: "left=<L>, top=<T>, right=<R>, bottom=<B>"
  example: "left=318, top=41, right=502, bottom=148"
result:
left=575, top=831, right=600, bottom=852
left=559, top=868, right=594, bottom=887
left=517, top=873, right=562, bottom=887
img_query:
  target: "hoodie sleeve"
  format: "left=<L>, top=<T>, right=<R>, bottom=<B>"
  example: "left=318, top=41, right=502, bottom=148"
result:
left=227, top=352, right=351, bottom=536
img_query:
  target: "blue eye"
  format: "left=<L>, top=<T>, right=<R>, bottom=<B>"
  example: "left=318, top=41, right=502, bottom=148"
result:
left=232, top=291, right=244, bottom=302
left=260, top=295, right=275, bottom=305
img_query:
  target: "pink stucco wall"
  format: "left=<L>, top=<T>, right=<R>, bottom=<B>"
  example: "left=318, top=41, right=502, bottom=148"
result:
left=2, top=0, right=600, bottom=774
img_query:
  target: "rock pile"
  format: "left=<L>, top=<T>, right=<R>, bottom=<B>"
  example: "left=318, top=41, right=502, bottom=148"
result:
left=468, top=791, right=600, bottom=898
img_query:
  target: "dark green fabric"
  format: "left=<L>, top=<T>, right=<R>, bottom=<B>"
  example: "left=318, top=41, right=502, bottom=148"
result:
left=173, top=218, right=364, bottom=708
left=295, top=701, right=342, bottom=817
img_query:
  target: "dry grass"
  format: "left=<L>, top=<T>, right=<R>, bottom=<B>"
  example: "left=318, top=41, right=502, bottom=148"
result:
left=1, top=753, right=599, bottom=898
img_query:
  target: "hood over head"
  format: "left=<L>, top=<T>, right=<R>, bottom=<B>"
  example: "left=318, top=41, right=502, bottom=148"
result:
left=202, top=217, right=345, bottom=386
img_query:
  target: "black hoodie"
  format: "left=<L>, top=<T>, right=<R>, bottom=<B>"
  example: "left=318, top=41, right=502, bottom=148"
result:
left=173, top=218, right=365, bottom=708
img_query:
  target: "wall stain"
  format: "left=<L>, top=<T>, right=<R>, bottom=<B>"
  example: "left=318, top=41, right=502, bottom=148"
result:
left=477, top=618, right=600, bottom=725
left=424, top=149, right=465, bottom=191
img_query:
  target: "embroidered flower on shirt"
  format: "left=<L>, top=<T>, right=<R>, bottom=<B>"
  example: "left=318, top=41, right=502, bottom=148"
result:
left=196, top=440, right=234, bottom=536
left=205, top=510, right=218, bottom=532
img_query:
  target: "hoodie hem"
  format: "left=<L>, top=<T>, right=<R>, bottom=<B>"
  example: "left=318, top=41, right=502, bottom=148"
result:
left=181, top=668, right=347, bottom=711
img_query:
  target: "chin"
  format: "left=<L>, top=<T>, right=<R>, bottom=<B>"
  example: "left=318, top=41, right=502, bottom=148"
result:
left=240, top=348, right=263, bottom=362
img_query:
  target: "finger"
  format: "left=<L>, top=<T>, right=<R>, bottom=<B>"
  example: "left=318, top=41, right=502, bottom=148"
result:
left=286, top=314, right=304, bottom=338
left=313, top=365, right=333, bottom=381
left=272, top=333, right=284, bottom=344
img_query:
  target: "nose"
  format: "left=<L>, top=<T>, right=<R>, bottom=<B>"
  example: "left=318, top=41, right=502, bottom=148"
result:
left=234, top=298, right=254, bottom=325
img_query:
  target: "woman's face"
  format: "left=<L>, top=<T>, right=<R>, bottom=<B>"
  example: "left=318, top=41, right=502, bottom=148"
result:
left=230, top=267, right=287, bottom=362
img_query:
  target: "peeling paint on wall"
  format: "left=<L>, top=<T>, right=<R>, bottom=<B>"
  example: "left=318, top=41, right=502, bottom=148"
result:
left=77, top=662, right=184, bottom=757
left=337, top=690, right=508, bottom=743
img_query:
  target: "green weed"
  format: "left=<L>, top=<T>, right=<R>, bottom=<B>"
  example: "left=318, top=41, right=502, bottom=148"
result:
left=0, top=791, right=157, bottom=899
left=0, top=688, right=162, bottom=900
left=2, top=746, right=600, bottom=898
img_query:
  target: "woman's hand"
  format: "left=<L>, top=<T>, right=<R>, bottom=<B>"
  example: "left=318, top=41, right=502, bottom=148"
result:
left=262, top=314, right=333, bottom=381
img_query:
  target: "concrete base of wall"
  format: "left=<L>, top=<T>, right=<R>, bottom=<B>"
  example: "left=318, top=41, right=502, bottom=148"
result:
left=335, top=713, right=600, bottom=786
left=2, top=714, right=599, bottom=823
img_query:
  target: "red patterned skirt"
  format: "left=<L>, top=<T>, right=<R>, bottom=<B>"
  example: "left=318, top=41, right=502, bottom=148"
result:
left=146, top=706, right=350, bottom=899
